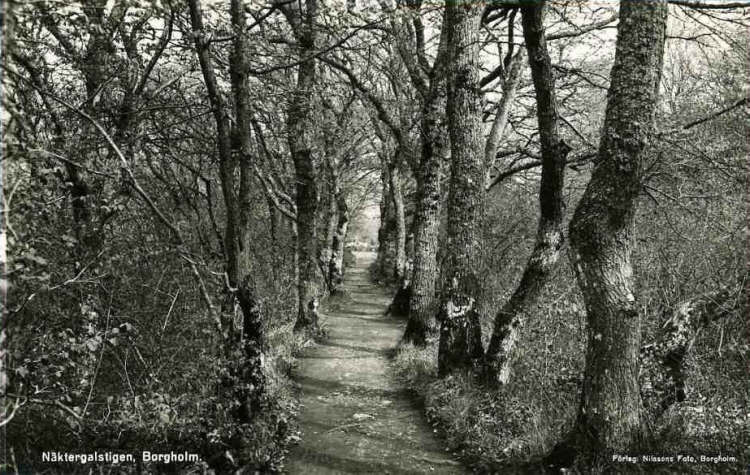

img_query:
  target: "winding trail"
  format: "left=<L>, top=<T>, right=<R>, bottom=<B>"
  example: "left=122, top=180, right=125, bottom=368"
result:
left=285, top=252, right=465, bottom=474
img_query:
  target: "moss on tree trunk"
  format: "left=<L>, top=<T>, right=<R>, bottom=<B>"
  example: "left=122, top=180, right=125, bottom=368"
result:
left=436, top=1, right=485, bottom=376
left=563, top=0, right=668, bottom=459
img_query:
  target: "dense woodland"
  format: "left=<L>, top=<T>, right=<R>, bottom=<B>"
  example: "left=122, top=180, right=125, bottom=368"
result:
left=1, top=0, right=749, bottom=473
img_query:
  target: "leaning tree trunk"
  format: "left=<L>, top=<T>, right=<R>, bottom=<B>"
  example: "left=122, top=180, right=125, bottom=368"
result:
left=564, top=0, right=668, bottom=456
left=484, top=2, right=570, bottom=385
left=287, top=0, right=322, bottom=333
left=402, top=24, right=449, bottom=345
left=483, top=49, right=525, bottom=188
left=189, top=0, right=242, bottom=339
left=436, top=1, right=485, bottom=376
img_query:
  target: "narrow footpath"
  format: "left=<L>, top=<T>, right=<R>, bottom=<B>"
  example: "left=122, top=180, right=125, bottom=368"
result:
left=285, top=252, right=466, bottom=474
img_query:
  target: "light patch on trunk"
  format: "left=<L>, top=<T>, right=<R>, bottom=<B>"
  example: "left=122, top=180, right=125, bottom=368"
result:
left=539, top=231, right=562, bottom=267
left=498, top=365, right=512, bottom=384
left=446, top=297, right=475, bottom=320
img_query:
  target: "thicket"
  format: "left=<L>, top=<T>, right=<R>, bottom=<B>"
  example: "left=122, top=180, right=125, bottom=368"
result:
left=4, top=144, right=306, bottom=471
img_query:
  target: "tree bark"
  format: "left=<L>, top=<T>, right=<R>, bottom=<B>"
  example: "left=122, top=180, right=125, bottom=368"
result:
left=266, top=195, right=281, bottom=282
left=236, top=276, right=265, bottom=422
left=230, top=0, right=267, bottom=421
left=483, top=50, right=525, bottom=188
left=188, top=0, right=267, bottom=421
left=564, top=0, right=668, bottom=456
left=436, top=1, right=485, bottom=376
left=329, top=189, right=349, bottom=294
left=319, top=163, right=338, bottom=291
left=376, top=159, right=397, bottom=281
left=189, top=0, right=241, bottom=339
left=283, top=0, right=322, bottom=333
left=402, top=23, right=450, bottom=345
left=389, top=155, right=407, bottom=281
left=484, top=2, right=570, bottom=385
left=291, top=150, right=321, bottom=332
left=323, top=133, right=349, bottom=294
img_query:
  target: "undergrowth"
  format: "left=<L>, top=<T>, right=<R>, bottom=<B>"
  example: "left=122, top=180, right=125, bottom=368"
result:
left=6, top=320, right=307, bottom=475
left=392, top=342, right=577, bottom=473
left=392, top=335, right=749, bottom=474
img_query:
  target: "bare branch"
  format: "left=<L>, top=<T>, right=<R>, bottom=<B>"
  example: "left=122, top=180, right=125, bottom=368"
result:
left=546, top=12, right=619, bottom=41
left=659, top=96, right=750, bottom=136
left=321, top=57, right=405, bottom=147
left=669, top=0, right=750, bottom=9
left=134, top=8, right=174, bottom=98
left=486, top=151, right=596, bottom=190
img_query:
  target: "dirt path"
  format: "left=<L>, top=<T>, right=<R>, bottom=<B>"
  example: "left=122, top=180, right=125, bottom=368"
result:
left=285, top=252, right=466, bottom=474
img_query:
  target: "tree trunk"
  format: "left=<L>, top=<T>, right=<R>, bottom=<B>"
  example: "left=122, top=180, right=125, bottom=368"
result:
left=389, top=156, right=407, bottom=281
left=236, top=276, right=265, bottom=422
left=484, top=50, right=525, bottom=188
left=385, top=146, right=411, bottom=316
left=267, top=197, right=278, bottom=244
left=402, top=23, right=449, bottom=346
left=436, top=1, right=485, bottom=377
left=291, top=151, right=321, bottom=332
left=285, top=0, right=322, bottom=333
left=189, top=0, right=267, bottom=422
left=319, top=171, right=338, bottom=292
left=564, top=0, right=668, bottom=456
left=230, top=0, right=265, bottom=419
left=323, top=146, right=349, bottom=294
left=329, top=190, right=349, bottom=294
left=266, top=196, right=281, bottom=282
left=376, top=160, right=397, bottom=281
left=189, top=0, right=241, bottom=339
left=484, top=2, right=570, bottom=385
left=292, top=220, right=300, bottom=286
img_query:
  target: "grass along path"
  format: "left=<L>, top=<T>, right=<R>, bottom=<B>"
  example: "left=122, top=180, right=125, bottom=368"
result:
left=285, top=252, right=466, bottom=474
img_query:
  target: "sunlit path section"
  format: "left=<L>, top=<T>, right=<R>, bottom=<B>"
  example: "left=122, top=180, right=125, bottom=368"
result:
left=285, top=252, right=465, bottom=474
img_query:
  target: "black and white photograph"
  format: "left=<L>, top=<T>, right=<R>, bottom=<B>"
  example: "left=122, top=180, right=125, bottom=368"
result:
left=1, top=0, right=748, bottom=473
